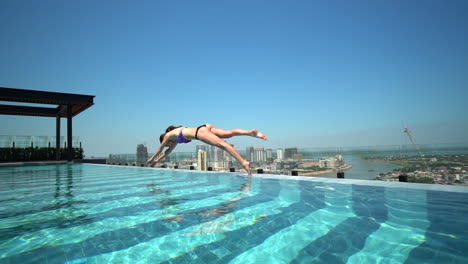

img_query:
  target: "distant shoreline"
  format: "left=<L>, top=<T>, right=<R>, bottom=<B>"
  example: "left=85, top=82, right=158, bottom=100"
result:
left=357, top=158, right=403, bottom=164
left=300, top=164, right=353, bottom=177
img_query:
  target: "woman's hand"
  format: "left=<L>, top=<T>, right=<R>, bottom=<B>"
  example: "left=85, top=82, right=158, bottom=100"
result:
left=145, top=158, right=154, bottom=167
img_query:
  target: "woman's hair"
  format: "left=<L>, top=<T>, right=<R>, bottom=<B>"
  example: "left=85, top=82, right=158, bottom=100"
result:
left=160, top=125, right=182, bottom=143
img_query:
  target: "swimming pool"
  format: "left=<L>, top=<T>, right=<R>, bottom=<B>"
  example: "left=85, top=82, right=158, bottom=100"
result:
left=0, top=164, right=467, bottom=264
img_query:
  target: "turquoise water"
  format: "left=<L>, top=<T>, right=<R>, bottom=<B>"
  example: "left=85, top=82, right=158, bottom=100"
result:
left=0, top=164, right=467, bottom=264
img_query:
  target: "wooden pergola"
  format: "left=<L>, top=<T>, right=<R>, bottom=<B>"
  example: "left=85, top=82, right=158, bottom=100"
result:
left=0, top=87, right=95, bottom=161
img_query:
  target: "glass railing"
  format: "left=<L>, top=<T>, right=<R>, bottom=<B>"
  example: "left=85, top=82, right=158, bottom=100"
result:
left=0, top=135, right=81, bottom=148
left=107, top=142, right=468, bottom=185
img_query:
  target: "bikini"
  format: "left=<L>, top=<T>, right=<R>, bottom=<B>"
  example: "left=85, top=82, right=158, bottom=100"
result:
left=195, top=124, right=206, bottom=139
left=176, top=125, right=206, bottom=144
left=176, top=128, right=191, bottom=143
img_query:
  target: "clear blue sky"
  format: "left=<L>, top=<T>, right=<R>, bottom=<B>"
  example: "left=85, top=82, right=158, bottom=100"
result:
left=1, top=0, right=467, bottom=157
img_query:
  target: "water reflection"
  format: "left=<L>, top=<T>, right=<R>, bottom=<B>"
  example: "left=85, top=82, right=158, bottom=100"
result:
left=186, top=177, right=252, bottom=222
left=53, top=165, right=91, bottom=229
left=0, top=165, right=93, bottom=240
left=146, top=176, right=253, bottom=224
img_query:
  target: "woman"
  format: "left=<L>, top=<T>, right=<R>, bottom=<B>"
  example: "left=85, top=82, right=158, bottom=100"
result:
left=146, top=124, right=267, bottom=175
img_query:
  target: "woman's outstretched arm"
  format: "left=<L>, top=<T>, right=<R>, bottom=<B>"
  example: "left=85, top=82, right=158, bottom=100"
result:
left=146, top=141, right=177, bottom=166
left=146, top=136, right=168, bottom=166
left=153, top=144, right=176, bottom=164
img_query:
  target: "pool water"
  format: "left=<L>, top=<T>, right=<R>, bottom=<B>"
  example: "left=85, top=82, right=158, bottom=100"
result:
left=0, top=164, right=467, bottom=264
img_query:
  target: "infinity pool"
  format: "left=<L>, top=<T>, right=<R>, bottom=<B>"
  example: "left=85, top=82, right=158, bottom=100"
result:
left=0, top=164, right=467, bottom=263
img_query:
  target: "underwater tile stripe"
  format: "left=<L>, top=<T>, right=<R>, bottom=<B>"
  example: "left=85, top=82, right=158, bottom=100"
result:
left=0, top=166, right=225, bottom=199
left=0, top=179, right=211, bottom=220
left=288, top=184, right=388, bottom=263
left=68, top=179, right=300, bottom=264
left=0, top=188, right=254, bottom=260
left=404, top=191, right=468, bottom=264
left=0, top=166, right=96, bottom=184
left=1, top=179, right=264, bottom=263
left=0, top=171, right=168, bottom=196
left=0, top=164, right=80, bottom=172
left=0, top=175, right=245, bottom=256
left=0, top=168, right=166, bottom=187
left=161, top=181, right=327, bottom=264
left=0, top=165, right=77, bottom=178
left=0, top=166, right=176, bottom=195
left=351, top=185, right=388, bottom=222
left=0, top=173, right=172, bottom=196
left=0, top=173, right=198, bottom=208
left=0, top=166, right=163, bottom=187
left=0, top=170, right=207, bottom=209
left=0, top=174, right=186, bottom=208
left=347, top=188, right=430, bottom=263
left=0, top=182, right=235, bottom=241
left=0, top=172, right=204, bottom=222
left=230, top=184, right=355, bottom=264
left=0, top=164, right=193, bottom=190
left=0, top=179, right=233, bottom=233
left=0, top=168, right=224, bottom=203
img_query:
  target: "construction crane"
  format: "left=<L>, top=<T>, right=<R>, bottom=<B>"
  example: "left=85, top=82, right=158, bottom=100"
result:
left=404, top=126, right=428, bottom=168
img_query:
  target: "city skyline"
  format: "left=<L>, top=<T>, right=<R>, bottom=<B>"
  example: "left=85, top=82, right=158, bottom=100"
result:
left=1, top=0, right=467, bottom=157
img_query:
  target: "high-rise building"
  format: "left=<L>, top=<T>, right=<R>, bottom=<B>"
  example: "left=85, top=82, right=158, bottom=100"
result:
left=246, top=146, right=254, bottom=161
left=196, top=144, right=211, bottom=166
left=214, top=147, right=224, bottom=162
left=209, top=145, right=217, bottom=164
left=196, top=144, right=209, bottom=154
left=246, top=146, right=267, bottom=163
left=277, top=148, right=284, bottom=160
left=136, top=144, right=148, bottom=165
left=197, top=150, right=208, bottom=171
left=223, top=143, right=234, bottom=162
left=266, top=149, right=273, bottom=159
left=252, top=146, right=266, bottom=163
left=284, top=147, right=298, bottom=160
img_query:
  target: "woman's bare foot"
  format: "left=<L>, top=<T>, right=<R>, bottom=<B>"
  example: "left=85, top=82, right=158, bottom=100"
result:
left=242, top=161, right=251, bottom=176
left=252, top=129, right=267, bottom=140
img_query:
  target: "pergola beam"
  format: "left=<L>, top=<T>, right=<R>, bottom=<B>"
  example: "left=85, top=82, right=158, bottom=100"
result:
left=0, top=104, right=60, bottom=117
left=0, top=87, right=94, bottom=105
left=0, top=87, right=94, bottom=118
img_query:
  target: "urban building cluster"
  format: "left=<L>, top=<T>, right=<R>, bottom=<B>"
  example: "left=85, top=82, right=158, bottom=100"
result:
left=319, top=155, right=344, bottom=169
left=107, top=144, right=467, bottom=185
left=107, top=144, right=349, bottom=176
left=193, top=146, right=347, bottom=174
left=194, top=145, right=298, bottom=172
left=376, top=166, right=468, bottom=185
left=195, top=144, right=235, bottom=171
left=369, top=155, right=468, bottom=185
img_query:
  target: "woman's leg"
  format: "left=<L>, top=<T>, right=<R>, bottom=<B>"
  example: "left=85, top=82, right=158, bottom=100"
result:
left=197, top=129, right=251, bottom=175
left=206, top=124, right=267, bottom=140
